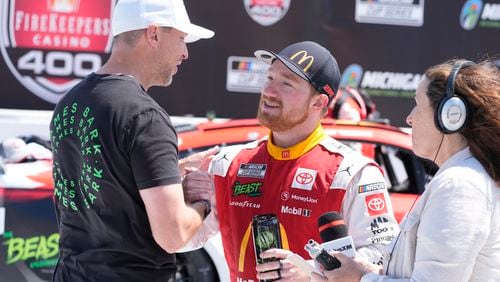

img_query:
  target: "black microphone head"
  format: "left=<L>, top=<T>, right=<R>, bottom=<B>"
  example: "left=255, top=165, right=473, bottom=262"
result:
left=318, top=211, right=348, bottom=242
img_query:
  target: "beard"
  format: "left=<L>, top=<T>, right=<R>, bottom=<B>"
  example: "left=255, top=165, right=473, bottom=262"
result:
left=257, top=96, right=310, bottom=132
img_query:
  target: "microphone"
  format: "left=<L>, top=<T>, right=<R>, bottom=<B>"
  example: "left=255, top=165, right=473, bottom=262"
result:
left=317, top=211, right=356, bottom=258
left=304, top=211, right=356, bottom=271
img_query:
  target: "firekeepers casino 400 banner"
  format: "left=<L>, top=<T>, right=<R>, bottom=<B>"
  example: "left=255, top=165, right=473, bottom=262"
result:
left=0, top=0, right=115, bottom=103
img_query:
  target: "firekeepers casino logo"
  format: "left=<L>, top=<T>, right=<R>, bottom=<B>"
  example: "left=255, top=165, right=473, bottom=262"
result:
left=0, top=0, right=116, bottom=103
left=244, top=0, right=291, bottom=26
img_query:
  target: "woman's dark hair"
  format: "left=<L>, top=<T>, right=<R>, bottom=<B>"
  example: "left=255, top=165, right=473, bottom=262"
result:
left=425, top=59, right=500, bottom=185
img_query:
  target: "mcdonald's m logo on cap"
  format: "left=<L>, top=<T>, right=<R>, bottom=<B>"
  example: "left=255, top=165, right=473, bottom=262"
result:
left=290, top=51, right=314, bottom=72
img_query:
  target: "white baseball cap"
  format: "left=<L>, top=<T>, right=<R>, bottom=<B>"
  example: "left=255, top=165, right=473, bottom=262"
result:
left=112, top=0, right=214, bottom=43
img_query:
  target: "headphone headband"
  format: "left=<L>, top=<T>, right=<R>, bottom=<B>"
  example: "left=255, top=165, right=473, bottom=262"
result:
left=446, top=60, right=474, bottom=98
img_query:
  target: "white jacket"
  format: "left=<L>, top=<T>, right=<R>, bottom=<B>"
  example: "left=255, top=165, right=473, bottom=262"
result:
left=363, top=147, right=500, bottom=282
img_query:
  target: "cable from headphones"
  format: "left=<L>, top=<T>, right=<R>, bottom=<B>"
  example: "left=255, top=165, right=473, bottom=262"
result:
left=384, top=133, right=444, bottom=275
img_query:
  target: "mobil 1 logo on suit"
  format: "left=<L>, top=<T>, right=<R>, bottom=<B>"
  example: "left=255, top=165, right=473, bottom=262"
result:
left=0, top=0, right=116, bottom=103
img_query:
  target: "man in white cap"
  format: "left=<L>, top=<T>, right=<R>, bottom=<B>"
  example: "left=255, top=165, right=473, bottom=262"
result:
left=49, top=0, right=214, bottom=281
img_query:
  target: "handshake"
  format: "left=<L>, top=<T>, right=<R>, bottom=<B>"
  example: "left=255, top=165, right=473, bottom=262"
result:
left=179, top=146, right=219, bottom=219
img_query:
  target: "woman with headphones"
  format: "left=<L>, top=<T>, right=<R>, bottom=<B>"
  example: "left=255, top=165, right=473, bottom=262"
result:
left=312, top=59, right=500, bottom=281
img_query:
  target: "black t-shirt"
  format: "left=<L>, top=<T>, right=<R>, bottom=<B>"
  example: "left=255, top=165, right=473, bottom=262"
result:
left=50, top=73, right=181, bottom=281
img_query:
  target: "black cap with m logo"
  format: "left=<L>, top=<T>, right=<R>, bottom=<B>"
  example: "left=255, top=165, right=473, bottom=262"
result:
left=254, top=41, right=341, bottom=101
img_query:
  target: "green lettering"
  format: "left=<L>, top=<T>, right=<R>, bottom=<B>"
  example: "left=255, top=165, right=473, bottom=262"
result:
left=70, top=115, right=75, bottom=125
left=22, top=236, right=38, bottom=260
left=71, top=102, right=77, bottom=113
left=232, top=182, right=262, bottom=196
left=90, top=128, right=98, bottom=140
left=93, top=144, right=101, bottom=154
left=53, top=113, right=61, bottom=125
left=253, top=182, right=263, bottom=191
left=92, top=182, right=100, bottom=192
left=83, top=107, right=90, bottom=117
left=93, top=168, right=103, bottom=178
left=63, top=106, right=69, bottom=117
left=233, top=183, right=242, bottom=195
left=5, top=237, right=24, bottom=264
left=46, top=234, right=59, bottom=258
left=34, top=236, right=48, bottom=260
left=88, top=193, right=97, bottom=204
left=87, top=117, right=94, bottom=127
left=82, top=197, right=90, bottom=209
left=62, top=197, right=69, bottom=207
left=54, top=187, right=62, bottom=199
left=30, top=258, right=57, bottom=269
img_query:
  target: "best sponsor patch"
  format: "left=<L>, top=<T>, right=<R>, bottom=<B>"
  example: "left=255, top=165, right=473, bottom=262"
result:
left=358, top=182, right=386, bottom=194
left=232, top=181, right=263, bottom=197
left=237, top=163, right=267, bottom=178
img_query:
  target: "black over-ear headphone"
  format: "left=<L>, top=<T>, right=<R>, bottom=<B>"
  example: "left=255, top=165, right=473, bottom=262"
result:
left=435, top=60, right=474, bottom=134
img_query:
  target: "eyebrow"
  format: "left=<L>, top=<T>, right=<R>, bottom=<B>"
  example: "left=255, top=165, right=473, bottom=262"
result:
left=282, top=72, right=300, bottom=82
left=268, top=63, right=302, bottom=83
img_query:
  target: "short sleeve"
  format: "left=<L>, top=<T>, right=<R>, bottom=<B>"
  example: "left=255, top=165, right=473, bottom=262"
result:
left=123, top=109, right=181, bottom=189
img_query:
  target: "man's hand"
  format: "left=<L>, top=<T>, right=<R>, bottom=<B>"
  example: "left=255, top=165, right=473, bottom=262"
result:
left=256, top=248, right=311, bottom=281
left=182, top=169, right=214, bottom=204
left=179, top=146, right=219, bottom=175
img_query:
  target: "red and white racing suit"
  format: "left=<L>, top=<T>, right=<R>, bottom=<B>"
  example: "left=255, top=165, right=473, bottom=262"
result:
left=183, top=125, right=399, bottom=282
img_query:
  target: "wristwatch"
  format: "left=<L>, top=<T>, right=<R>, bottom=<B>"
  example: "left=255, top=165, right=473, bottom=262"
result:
left=194, top=199, right=211, bottom=220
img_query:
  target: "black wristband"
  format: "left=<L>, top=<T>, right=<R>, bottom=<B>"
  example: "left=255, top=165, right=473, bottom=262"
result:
left=193, top=199, right=211, bottom=220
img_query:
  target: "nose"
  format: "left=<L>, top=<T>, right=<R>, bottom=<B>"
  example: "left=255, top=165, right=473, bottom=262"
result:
left=262, top=80, right=278, bottom=99
left=181, top=43, right=188, bottom=60
left=406, top=109, right=414, bottom=127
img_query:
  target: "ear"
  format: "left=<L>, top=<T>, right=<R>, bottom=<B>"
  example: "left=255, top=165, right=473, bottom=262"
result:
left=311, top=93, right=329, bottom=112
left=145, top=24, right=160, bottom=46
